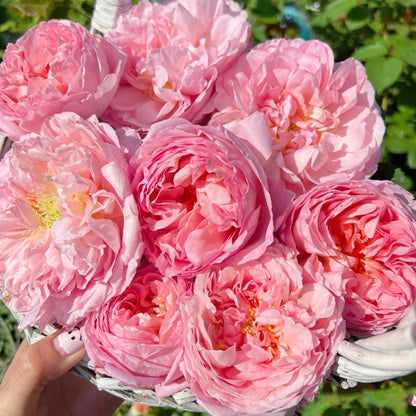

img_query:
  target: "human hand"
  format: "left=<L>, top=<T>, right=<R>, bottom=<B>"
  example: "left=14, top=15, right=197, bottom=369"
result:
left=333, top=304, right=416, bottom=385
left=0, top=329, right=122, bottom=416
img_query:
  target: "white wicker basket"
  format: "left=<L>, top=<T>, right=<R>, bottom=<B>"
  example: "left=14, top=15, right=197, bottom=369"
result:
left=90, top=0, right=133, bottom=35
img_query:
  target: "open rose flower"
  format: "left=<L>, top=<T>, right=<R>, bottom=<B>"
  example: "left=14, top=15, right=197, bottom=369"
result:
left=82, top=265, right=190, bottom=396
left=0, top=19, right=126, bottom=140
left=278, top=179, right=416, bottom=335
left=180, top=242, right=345, bottom=416
left=0, top=112, right=142, bottom=329
left=102, top=0, right=251, bottom=131
left=130, top=118, right=274, bottom=277
left=210, top=38, right=384, bottom=212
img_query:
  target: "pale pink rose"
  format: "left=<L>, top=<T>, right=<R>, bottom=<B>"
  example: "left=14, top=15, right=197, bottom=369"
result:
left=278, top=179, right=416, bottom=335
left=82, top=266, right=190, bottom=396
left=210, top=38, right=384, bottom=214
left=102, top=0, right=251, bottom=130
left=130, top=118, right=274, bottom=277
left=180, top=242, right=345, bottom=416
left=0, top=20, right=126, bottom=140
left=0, top=112, right=142, bottom=330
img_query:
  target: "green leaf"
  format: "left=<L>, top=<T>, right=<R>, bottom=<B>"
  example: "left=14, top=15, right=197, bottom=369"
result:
left=390, top=35, right=416, bottom=67
left=10, top=0, right=55, bottom=18
left=408, top=146, right=416, bottom=169
left=365, top=56, right=404, bottom=93
left=345, top=7, right=372, bottom=30
left=392, top=168, right=414, bottom=190
left=396, top=0, right=416, bottom=5
left=324, top=0, right=359, bottom=21
left=384, top=126, right=410, bottom=153
left=352, top=39, right=389, bottom=61
left=250, top=0, right=278, bottom=19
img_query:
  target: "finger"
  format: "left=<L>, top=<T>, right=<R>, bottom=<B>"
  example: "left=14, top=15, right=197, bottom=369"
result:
left=338, top=340, right=416, bottom=371
left=355, top=322, right=416, bottom=351
left=38, top=372, right=123, bottom=416
left=0, top=328, right=85, bottom=416
left=333, top=356, right=413, bottom=383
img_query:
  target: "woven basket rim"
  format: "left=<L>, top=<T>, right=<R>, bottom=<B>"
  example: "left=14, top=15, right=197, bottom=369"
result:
left=9, top=309, right=204, bottom=412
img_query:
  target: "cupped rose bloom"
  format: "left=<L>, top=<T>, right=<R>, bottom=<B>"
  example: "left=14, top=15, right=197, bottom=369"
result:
left=210, top=38, right=384, bottom=213
left=278, top=179, right=416, bottom=335
left=0, top=20, right=126, bottom=140
left=130, top=118, right=274, bottom=277
left=180, top=242, right=345, bottom=416
left=102, top=0, right=251, bottom=130
left=0, top=112, right=142, bottom=329
left=82, top=266, right=190, bottom=396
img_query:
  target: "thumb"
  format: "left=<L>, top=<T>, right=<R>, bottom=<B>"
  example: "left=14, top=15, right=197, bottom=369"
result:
left=0, top=328, right=85, bottom=416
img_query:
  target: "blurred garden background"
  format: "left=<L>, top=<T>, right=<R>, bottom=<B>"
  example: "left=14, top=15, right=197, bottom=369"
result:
left=0, top=0, right=416, bottom=414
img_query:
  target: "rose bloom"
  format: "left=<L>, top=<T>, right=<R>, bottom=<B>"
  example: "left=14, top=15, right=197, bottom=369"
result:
left=278, top=179, right=416, bottom=335
left=102, top=0, right=251, bottom=130
left=0, top=112, right=142, bottom=329
left=180, top=242, right=345, bottom=416
left=130, top=118, right=274, bottom=278
left=210, top=38, right=384, bottom=212
left=0, top=20, right=126, bottom=140
left=82, top=265, right=190, bottom=396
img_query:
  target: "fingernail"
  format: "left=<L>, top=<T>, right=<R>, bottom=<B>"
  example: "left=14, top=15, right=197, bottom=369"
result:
left=53, top=327, right=84, bottom=356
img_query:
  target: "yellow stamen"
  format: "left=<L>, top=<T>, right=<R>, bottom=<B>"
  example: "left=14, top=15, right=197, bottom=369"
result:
left=242, top=307, right=257, bottom=336
left=27, top=191, right=62, bottom=229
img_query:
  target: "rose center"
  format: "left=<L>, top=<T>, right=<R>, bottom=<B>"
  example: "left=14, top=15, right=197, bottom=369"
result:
left=241, top=303, right=287, bottom=360
left=27, top=192, right=62, bottom=229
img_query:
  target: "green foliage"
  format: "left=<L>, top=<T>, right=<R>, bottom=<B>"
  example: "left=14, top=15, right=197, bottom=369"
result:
left=0, top=301, right=23, bottom=381
left=302, top=377, right=416, bottom=415
left=0, top=0, right=94, bottom=57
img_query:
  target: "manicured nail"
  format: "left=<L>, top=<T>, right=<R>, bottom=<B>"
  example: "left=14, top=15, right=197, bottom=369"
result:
left=53, top=327, right=84, bottom=356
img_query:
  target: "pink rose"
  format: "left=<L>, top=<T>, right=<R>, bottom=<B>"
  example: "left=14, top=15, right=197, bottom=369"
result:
left=130, top=118, right=274, bottom=277
left=82, top=266, right=190, bottom=396
left=210, top=38, right=384, bottom=213
left=0, top=112, right=142, bottom=330
left=180, top=242, right=345, bottom=416
left=278, top=179, right=416, bottom=335
left=102, top=0, right=251, bottom=130
left=0, top=20, right=126, bottom=140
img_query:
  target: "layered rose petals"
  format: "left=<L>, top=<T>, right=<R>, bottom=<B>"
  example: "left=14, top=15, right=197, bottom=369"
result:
left=278, top=179, right=416, bottom=335
left=130, top=118, right=274, bottom=277
left=210, top=38, right=384, bottom=209
left=102, top=0, right=251, bottom=130
left=82, top=266, right=190, bottom=396
left=0, top=112, right=142, bottom=329
left=180, top=242, right=345, bottom=415
left=0, top=20, right=126, bottom=140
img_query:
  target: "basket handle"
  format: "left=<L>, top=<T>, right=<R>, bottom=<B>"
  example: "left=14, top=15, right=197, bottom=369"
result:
left=90, top=0, right=133, bottom=35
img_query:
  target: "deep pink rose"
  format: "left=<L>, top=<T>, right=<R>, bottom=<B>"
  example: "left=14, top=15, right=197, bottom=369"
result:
left=82, top=266, right=190, bottom=396
left=130, top=118, right=274, bottom=277
left=0, top=112, right=142, bottom=329
left=102, top=0, right=251, bottom=130
left=210, top=38, right=384, bottom=214
left=180, top=242, right=345, bottom=416
left=0, top=20, right=126, bottom=140
left=278, top=179, right=416, bottom=335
